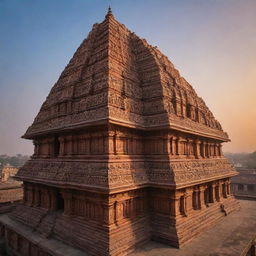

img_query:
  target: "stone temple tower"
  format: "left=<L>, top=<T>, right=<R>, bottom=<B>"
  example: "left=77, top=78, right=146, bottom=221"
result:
left=2, top=8, right=239, bottom=256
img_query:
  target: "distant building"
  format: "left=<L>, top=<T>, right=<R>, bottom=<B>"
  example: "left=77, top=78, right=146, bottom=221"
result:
left=0, top=164, right=23, bottom=213
left=0, top=163, right=19, bottom=182
left=231, top=168, right=256, bottom=200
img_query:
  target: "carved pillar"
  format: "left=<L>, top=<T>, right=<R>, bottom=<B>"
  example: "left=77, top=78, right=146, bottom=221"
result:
left=171, top=193, right=182, bottom=216
left=220, top=144, right=224, bottom=157
left=49, top=189, right=57, bottom=211
left=42, top=188, right=50, bottom=209
left=193, top=188, right=200, bottom=210
left=169, top=136, right=173, bottom=154
left=226, top=180, right=231, bottom=196
left=213, top=143, right=217, bottom=157
left=83, top=135, right=89, bottom=154
left=198, top=185, right=207, bottom=209
left=59, top=136, right=65, bottom=156
left=170, top=136, right=175, bottom=156
left=219, top=181, right=223, bottom=200
left=115, top=201, right=123, bottom=223
left=46, top=138, right=53, bottom=157
left=201, top=142, right=205, bottom=158
left=210, top=183, right=216, bottom=203
left=66, top=136, right=72, bottom=156
left=102, top=202, right=113, bottom=225
left=222, top=182, right=227, bottom=198
left=205, top=142, right=210, bottom=158
left=195, top=139, right=201, bottom=159
left=176, top=137, right=180, bottom=156
left=62, top=190, right=73, bottom=216
left=71, top=136, right=77, bottom=155
left=185, top=188, right=194, bottom=215
left=215, top=183, right=220, bottom=202
left=208, top=143, right=212, bottom=158
left=165, top=135, right=170, bottom=154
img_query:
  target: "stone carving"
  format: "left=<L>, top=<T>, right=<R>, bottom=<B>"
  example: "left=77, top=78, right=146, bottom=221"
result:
left=1, top=8, right=240, bottom=256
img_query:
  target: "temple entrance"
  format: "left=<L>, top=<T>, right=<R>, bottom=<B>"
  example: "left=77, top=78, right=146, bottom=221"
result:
left=56, top=191, right=64, bottom=211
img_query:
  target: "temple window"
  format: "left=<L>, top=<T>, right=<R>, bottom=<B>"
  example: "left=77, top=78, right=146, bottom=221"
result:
left=56, top=191, right=64, bottom=211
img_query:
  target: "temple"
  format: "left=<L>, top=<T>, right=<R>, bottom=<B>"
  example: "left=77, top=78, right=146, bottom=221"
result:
left=0, top=8, right=240, bottom=256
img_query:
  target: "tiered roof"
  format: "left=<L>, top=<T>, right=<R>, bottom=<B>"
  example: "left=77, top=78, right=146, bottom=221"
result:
left=24, top=8, right=228, bottom=141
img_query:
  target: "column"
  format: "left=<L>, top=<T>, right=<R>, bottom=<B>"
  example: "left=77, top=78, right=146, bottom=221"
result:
left=219, top=181, right=223, bottom=200
left=62, top=190, right=73, bottom=216
left=185, top=188, right=194, bottom=215
left=213, top=143, right=217, bottom=158
left=46, top=138, right=52, bottom=157
left=193, top=189, right=200, bottom=209
left=59, top=136, right=65, bottom=156
left=198, top=185, right=207, bottom=209
left=172, top=136, right=177, bottom=156
left=222, top=182, right=227, bottom=198
left=215, top=183, right=220, bottom=202
left=186, top=139, right=190, bottom=157
left=201, top=142, right=205, bottom=158
left=169, top=136, right=173, bottom=155
left=49, top=189, right=57, bottom=211
left=210, top=183, right=216, bottom=203
left=102, top=202, right=114, bottom=225
left=220, top=144, right=224, bottom=157
left=227, top=180, right=231, bottom=196
left=195, top=139, right=201, bottom=159
left=115, top=201, right=123, bottom=223
left=171, top=192, right=183, bottom=217
left=205, top=142, right=209, bottom=158
left=176, top=137, right=180, bottom=156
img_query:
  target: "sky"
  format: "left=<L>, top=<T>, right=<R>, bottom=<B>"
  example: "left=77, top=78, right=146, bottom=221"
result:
left=0, top=0, right=255, bottom=155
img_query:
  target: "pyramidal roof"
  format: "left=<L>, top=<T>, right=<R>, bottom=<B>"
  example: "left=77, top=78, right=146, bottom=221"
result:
left=24, top=8, right=229, bottom=141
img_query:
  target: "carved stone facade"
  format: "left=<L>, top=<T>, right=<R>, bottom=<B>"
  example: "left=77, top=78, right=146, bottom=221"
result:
left=0, top=8, right=240, bottom=256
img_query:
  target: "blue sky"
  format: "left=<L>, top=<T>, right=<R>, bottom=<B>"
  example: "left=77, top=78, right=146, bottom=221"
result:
left=0, top=0, right=255, bottom=155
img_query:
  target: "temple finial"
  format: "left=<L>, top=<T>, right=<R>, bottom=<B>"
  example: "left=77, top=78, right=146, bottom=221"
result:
left=105, top=6, right=113, bottom=18
left=108, top=6, right=112, bottom=14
